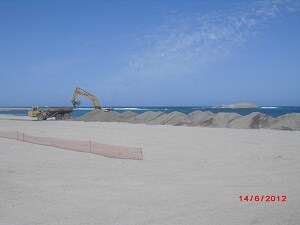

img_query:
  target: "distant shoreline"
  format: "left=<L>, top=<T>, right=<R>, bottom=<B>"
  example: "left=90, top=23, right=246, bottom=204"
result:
left=0, top=107, right=31, bottom=111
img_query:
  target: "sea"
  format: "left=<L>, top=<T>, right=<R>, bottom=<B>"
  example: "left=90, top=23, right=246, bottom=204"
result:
left=1, top=106, right=300, bottom=118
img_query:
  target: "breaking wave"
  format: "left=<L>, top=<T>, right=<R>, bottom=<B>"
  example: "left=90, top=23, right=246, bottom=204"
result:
left=113, top=107, right=148, bottom=111
left=259, top=107, right=278, bottom=109
left=73, top=108, right=94, bottom=110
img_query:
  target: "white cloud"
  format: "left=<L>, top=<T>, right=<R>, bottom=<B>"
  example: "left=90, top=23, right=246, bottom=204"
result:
left=125, top=0, right=299, bottom=79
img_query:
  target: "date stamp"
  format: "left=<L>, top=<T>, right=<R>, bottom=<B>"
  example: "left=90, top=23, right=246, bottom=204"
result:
left=239, top=195, right=286, bottom=202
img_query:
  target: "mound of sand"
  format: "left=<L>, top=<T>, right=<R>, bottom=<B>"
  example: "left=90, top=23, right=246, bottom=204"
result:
left=76, top=110, right=299, bottom=131
left=148, top=111, right=191, bottom=126
left=270, top=113, right=300, bottom=131
left=188, top=111, right=215, bottom=127
left=228, top=112, right=275, bottom=129
left=116, top=110, right=137, bottom=122
left=211, top=112, right=242, bottom=128
left=127, top=111, right=165, bottom=124
left=77, top=110, right=119, bottom=122
left=75, top=109, right=101, bottom=122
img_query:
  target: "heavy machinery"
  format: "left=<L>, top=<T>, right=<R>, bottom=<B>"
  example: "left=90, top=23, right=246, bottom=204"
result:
left=28, top=107, right=73, bottom=121
left=71, top=87, right=101, bottom=109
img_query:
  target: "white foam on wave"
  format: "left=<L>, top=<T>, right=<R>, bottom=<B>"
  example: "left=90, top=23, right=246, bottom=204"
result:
left=260, top=106, right=278, bottom=109
left=74, top=108, right=94, bottom=110
left=114, top=107, right=147, bottom=111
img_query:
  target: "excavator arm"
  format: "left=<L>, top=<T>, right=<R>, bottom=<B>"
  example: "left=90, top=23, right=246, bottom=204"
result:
left=71, top=87, right=101, bottom=109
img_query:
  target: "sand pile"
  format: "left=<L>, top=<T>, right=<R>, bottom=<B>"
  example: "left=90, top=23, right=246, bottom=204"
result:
left=76, top=110, right=299, bottom=130
left=126, top=111, right=165, bottom=124
left=211, top=112, right=242, bottom=128
left=188, top=111, right=215, bottom=126
left=270, top=113, right=300, bottom=131
left=92, top=111, right=120, bottom=122
left=75, top=109, right=101, bottom=122
left=116, top=110, right=137, bottom=122
left=228, top=112, right=275, bottom=129
left=76, top=109, right=120, bottom=122
left=148, top=111, right=191, bottom=126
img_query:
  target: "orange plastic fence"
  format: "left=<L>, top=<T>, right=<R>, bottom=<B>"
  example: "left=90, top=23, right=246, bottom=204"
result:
left=0, top=130, right=143, bottom=160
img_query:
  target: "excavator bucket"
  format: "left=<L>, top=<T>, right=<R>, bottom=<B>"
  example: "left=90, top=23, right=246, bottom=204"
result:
left=71, top=100, right=82, bottom=107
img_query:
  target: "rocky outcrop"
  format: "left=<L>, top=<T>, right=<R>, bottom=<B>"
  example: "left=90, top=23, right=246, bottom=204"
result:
left=217, top=102, right=258, bottom=108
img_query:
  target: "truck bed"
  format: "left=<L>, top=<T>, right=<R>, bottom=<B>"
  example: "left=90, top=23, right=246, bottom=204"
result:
left=47, top=107, right=73, bottom=113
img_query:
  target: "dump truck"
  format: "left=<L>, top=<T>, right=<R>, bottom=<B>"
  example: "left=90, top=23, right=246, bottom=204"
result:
left=28, top=106, right=73, bottom=121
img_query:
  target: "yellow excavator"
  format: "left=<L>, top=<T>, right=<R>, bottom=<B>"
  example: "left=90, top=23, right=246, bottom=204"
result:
left=71, top=87, right=102, bottom=109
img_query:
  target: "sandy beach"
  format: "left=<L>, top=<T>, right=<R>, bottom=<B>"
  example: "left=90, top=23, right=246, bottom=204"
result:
left=2, top=0, right=299, bottom=224
left=0, top=115, right=299, bottom=225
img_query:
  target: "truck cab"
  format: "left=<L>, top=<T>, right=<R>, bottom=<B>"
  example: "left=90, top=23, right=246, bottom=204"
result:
left=28, top=106, right=47, bottom=120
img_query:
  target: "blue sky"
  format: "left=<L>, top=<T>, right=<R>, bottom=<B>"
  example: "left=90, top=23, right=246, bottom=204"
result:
left=0, top=0, right=299, bottom=107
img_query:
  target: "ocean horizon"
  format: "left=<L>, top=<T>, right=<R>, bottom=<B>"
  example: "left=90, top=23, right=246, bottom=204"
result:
left=1, top=106, right=300, bottom=118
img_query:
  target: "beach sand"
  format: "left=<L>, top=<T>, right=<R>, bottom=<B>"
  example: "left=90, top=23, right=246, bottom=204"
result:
left=0, top=115, right=299, bottom=225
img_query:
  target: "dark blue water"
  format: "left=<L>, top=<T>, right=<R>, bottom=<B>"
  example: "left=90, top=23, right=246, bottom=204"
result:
left=1, top=106, right=300, bottom=118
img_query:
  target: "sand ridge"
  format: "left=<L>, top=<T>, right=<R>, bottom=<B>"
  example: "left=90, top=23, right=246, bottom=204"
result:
left=76, top=110, right=300, bottom=131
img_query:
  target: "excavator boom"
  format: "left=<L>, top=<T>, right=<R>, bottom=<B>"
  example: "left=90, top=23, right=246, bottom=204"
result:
left=71, top=87, right=101, bottom=109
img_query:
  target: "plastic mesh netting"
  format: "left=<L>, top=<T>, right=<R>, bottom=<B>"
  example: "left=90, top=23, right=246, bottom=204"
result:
left=0, top=130, right=142, bottom=160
